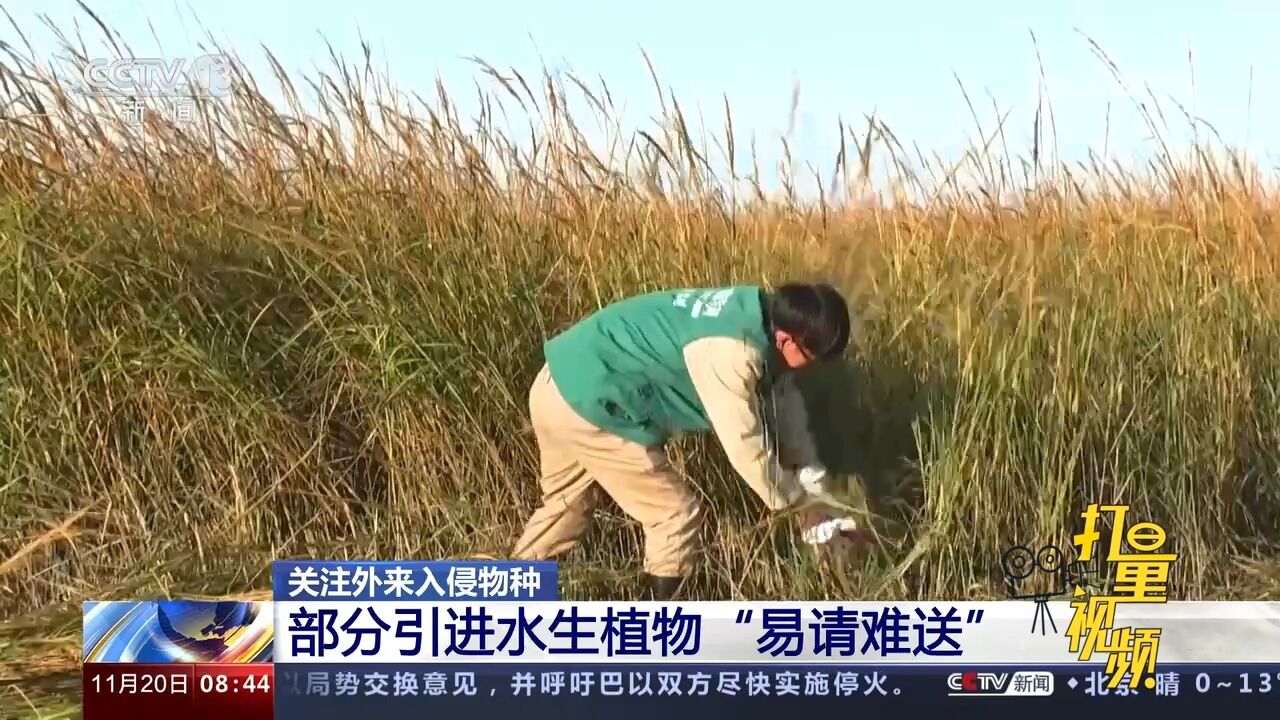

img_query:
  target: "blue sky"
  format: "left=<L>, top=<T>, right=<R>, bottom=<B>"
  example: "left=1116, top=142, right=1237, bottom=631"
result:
left=8, top=1, right=1279, bottom=194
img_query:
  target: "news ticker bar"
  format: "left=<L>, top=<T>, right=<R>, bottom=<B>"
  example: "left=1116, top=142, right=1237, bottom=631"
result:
left=82, top=663, right=1280, bottom=720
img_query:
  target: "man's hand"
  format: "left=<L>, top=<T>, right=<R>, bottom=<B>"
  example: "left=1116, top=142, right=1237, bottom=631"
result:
left=797, top=465, right=827, bottom=495
left=796, top=507, right=858, bottom=546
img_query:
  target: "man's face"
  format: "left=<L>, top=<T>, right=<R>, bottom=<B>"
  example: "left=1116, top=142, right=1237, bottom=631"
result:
left=774, top=329, right=816, bottom=370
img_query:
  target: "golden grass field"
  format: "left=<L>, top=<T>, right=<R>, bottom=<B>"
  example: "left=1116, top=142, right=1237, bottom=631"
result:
left=2, top=9, right=1280, bottom=717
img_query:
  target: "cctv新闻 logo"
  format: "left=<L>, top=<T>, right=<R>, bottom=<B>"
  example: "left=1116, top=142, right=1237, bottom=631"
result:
left=80, top=54, right=234, bottom=98
left=946, top=671, right=1055, bottom=697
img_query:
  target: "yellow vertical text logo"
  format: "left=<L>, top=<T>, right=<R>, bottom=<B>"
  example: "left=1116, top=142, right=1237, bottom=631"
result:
left=1064, top=503, right=1177, bottom=690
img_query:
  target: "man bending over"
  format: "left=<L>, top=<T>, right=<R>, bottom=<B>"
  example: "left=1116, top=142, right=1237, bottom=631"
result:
left=512, top=282, right=857, bottom=598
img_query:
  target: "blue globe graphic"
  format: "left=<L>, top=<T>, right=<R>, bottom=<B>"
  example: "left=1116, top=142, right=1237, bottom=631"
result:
left=153, top=600, right=259, bottom=662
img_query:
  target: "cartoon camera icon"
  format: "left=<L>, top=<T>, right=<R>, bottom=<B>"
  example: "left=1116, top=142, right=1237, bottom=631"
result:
left=1001, top=543, right=1101, bottom=635
left=1002, top=544, right=1066, bottom=600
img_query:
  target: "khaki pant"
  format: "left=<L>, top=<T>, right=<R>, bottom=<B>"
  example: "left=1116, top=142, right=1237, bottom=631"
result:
left=511, top=364, right=702, bottom=577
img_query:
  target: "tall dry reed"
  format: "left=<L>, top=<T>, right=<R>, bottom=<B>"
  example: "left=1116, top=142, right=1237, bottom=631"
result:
left=2, top=9, right=1279, bottom=625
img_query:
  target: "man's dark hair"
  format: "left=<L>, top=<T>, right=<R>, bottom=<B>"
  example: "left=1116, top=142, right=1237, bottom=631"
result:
left=765, top=282, right=851, bottom=361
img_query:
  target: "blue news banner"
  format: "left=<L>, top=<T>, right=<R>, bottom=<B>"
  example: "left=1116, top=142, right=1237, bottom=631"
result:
left=270, top=561, right=1280, bottom=719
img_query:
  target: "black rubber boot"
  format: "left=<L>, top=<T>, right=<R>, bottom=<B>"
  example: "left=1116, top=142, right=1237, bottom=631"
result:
left=641, top=573, right=683, bottom=600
